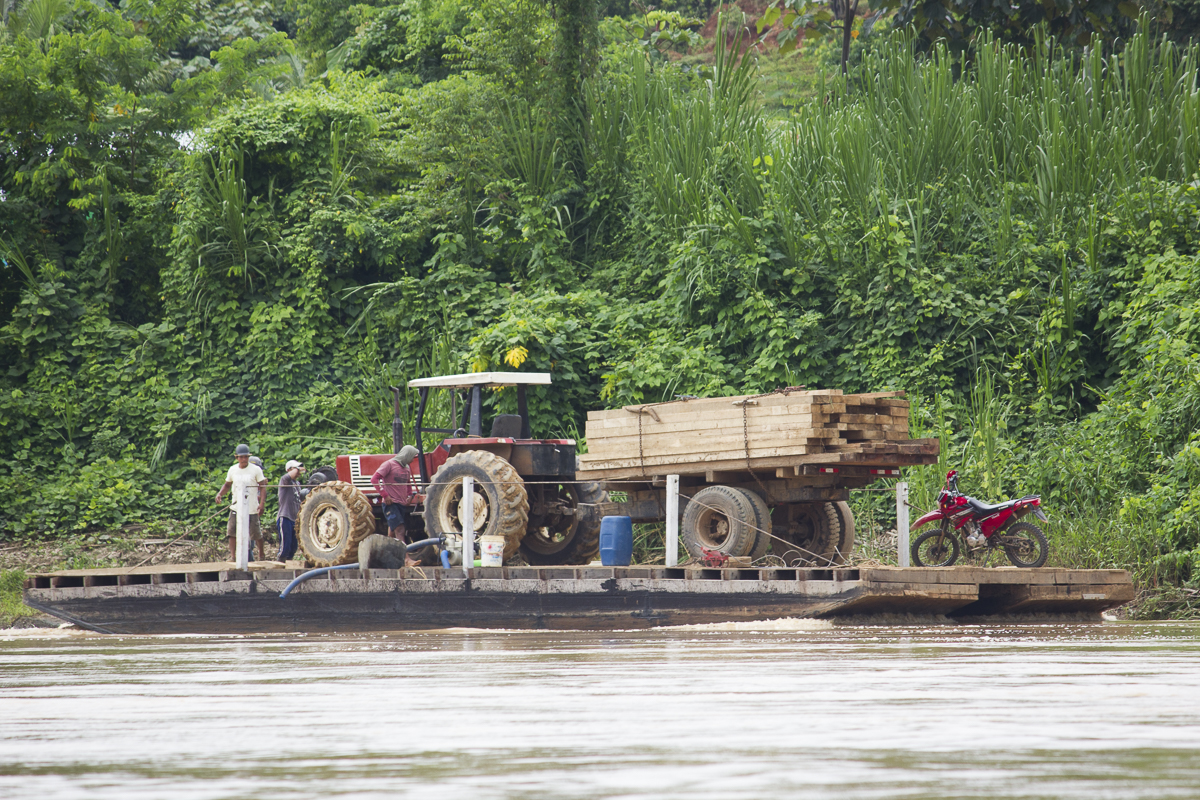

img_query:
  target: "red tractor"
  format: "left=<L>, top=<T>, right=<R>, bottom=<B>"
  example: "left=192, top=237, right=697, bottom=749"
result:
left=296, top=372, right=608, bottom=568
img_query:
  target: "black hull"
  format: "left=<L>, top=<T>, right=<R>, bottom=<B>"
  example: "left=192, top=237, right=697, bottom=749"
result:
left=22, top=565, right=1136, bottom=635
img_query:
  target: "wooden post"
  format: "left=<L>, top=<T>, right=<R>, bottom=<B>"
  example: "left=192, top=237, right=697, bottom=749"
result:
left=235, top=485, right=250, bottom=570
left=462, top=477, right=475, bottom=578
left=665, top=474, right=680, bottom=567
left=897, top=481, right=909, bottom=567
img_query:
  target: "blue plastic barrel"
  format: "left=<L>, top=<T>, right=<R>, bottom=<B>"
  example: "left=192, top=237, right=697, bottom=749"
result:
left=600, top=516, right=634, bottom=566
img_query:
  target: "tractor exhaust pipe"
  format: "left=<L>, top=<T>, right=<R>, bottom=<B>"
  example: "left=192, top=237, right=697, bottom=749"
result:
left=389, top=386, right=404, bottom=454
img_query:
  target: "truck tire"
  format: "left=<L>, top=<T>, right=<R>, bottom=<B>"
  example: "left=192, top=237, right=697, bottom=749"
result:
left=298, top=481, right=376, bottom=567
left=735, top=488, right=772, bottom=561
left=681, top=485, right=758, bottom=560
left=831, top=500, right=856, bottom=565
left=772, top=502, right=840, bottom=566
left=521, top=481, right=608, bottom=565
left=426, top=451, right=529, bottom=559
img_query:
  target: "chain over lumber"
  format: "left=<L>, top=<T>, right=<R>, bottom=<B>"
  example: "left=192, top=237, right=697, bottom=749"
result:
left=577, top=389, right=940, bottom=482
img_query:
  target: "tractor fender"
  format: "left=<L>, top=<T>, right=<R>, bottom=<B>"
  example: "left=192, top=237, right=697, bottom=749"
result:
left=912, top=509, right=946, bottom=531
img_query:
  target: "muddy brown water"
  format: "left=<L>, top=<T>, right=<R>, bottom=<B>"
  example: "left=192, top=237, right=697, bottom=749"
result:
left=2, top=620, right=1199, bottom=799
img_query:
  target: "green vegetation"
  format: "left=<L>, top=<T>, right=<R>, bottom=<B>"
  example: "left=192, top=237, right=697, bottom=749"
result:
left=3, top=0, right=1200, bottom=612
left=1, top=569, right=36, bottom=627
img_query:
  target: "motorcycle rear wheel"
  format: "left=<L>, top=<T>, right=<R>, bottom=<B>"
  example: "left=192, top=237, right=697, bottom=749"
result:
left=911, top=528, right=960, bottom=567
left=1000, top=522, right=1049, bottom=568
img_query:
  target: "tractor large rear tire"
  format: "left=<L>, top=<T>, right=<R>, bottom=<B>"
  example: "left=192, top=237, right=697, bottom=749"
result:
left=426, top=451, right=529, bottom=559
left=771, top=502, right=841, bottom=566
left=521, top=481, right=608, bottom=566
left=298, top=481, right=376, bottom=567
left=681, top=485, right=758, bottom=560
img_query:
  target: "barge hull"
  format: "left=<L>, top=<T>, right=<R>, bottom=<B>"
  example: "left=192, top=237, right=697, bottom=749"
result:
left=22, top=565, right=1135, bottom=635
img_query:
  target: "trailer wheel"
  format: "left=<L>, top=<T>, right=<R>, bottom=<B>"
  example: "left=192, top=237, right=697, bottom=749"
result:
left=426, top=451, right=529, bottom=559
left=831, top=500, right=856, bottom=565
left=681, top=485, right=758, bottom=559
left=298, top=481, right=376, bottom=567
left=772, top=502, right=840, bottom=566
left=734, top=488, right=772, bottom=561
left=521, top=482, right=608, bottom=565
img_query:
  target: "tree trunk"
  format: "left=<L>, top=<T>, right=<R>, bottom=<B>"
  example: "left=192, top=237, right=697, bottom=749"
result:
left=840, top=0, right=859, bottom=74
left=551, top=0, right=598, bottom=182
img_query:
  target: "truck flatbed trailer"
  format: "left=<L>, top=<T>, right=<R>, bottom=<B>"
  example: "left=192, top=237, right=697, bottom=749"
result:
left=21, top=562, right=1134, bottom=634
left=576, top=389, right=940, bottom=565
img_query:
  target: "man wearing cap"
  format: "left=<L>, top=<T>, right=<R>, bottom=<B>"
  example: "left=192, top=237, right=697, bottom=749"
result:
left=215, top=444, right=269, bottom=562
left=276, top=460, right=305, bottom=562
left=371, top=445, right=419, bottom=566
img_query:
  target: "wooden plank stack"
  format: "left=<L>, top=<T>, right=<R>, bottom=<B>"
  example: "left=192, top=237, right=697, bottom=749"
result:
left=576, top=389, right=939, bottom=480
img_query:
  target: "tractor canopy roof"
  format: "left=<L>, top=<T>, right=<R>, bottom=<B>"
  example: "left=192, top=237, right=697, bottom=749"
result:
left=407, top=371, right=551, bottom=389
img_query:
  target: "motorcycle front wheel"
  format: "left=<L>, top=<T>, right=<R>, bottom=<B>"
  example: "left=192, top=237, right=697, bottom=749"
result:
left=911, top=528, right=960, bottom=567
left=999, top=522, right=1049, bottom=568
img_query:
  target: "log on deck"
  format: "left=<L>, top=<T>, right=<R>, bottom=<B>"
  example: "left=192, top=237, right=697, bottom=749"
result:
left=20, top=564, right=1135, bottom=635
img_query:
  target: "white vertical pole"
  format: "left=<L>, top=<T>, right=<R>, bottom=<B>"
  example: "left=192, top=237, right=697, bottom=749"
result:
left=897, top=481, right=910, bottom=568
left=236, top=485, right=250, bottom=570
left=462, top=477, right=475, bottom=578
left=665, top=475, right=680, bottom=567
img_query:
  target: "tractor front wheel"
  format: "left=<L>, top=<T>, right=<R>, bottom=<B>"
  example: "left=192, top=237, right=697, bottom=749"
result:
left=297, top=481, right=376, bottom=567
left=425, top=451, right=529, bottom=559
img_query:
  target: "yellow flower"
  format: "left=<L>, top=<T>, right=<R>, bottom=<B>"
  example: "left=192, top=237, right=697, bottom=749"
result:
left=851, top=29, right=860, bottom=38
left=504, top=346, right=529, bottom=369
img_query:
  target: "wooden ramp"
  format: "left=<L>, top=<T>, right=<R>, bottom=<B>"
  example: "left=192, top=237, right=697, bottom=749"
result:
left=22, top=563, right=1134, bottom=634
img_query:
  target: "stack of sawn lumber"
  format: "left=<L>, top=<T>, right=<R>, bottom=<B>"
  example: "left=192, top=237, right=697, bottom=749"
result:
left=577, top=389, right=939, bottom=479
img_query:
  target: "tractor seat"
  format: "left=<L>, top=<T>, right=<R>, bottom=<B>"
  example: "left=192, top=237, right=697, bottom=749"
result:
left=490, top=414, right=523, bottom=438
left=967, top=497, right=1018, bottom=515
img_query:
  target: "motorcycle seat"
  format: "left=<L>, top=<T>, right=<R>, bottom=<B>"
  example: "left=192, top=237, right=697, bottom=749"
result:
left=967, top=497, right=1018, bottom=515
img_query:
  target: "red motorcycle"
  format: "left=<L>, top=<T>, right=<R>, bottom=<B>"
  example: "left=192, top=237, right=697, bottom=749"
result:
left=910, top=470, right=1049, bottom=568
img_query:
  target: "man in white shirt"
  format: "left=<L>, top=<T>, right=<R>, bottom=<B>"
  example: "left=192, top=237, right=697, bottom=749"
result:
left=215, top=444, right=269, bottom=562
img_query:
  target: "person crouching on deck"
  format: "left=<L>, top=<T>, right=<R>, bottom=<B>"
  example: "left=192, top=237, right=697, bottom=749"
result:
left=372, top=445, right=419, bottom=566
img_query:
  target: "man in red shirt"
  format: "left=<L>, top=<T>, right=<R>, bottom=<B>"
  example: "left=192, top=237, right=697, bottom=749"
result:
left=371, top=446, right=418, bottom=564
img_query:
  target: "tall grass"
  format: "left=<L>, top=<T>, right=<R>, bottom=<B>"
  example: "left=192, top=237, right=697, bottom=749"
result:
left=586, top=26, right=1200, bottom=278
left=0, top=569, right=34, bottom=628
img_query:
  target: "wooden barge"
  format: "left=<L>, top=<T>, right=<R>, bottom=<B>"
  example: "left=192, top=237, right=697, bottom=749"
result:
left=21, top=563, right=1134, bottom=634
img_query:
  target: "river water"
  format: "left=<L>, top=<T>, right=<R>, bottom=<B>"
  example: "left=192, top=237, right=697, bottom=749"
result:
left=3, top=620, right=1200, bottom=799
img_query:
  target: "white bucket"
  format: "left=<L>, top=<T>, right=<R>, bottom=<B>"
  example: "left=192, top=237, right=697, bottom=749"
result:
left=480, top=535, right=505, bottom=567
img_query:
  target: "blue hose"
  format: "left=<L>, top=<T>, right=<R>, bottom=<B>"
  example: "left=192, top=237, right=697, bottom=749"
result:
left=440, top=550, right=451, bottom=569
left=406, top=537, right=443, bottom=552
left=280, top=537, right=447, bottom=598
left=279, top=563, right=360, bottom=599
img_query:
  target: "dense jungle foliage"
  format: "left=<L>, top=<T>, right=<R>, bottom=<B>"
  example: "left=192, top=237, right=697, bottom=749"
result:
left=3, top=0, right=1200, bottom=609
